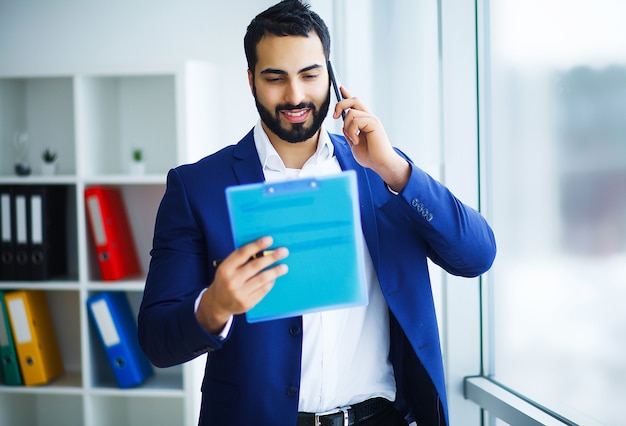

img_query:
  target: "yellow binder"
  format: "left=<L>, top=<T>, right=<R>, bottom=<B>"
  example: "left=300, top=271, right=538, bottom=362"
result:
left=4, top=290, right=64, bottom=386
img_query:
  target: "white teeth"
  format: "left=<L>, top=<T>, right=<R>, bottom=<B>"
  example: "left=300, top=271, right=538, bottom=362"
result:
left=284, top=110, right=307, bottom=117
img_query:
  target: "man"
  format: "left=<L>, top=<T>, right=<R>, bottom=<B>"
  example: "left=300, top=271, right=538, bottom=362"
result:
left=138, top=1, right=496, bottom=425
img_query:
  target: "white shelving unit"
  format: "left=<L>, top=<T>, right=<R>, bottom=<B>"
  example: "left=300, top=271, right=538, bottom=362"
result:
left=0, top=62, right=216, bottom=426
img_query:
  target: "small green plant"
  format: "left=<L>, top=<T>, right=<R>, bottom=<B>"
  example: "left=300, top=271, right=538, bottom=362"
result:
left=132, top=148, right=143, bottom=162
left=42, top=148, right=57, bottom=163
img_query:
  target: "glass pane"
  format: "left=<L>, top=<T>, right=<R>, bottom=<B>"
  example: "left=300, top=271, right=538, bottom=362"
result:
left=484, top=1, right=626, bottom=424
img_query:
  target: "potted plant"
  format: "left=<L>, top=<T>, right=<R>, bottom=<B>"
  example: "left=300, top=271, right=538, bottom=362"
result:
left=130, top=148, right=146, bottom=175
left=41, top=148, right=58, bottom=175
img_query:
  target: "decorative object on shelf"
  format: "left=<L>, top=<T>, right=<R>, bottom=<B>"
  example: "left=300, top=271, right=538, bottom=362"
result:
left=129, top=148, right=146, bottom=175
left=41, top=148, right=58, bottom=176
left=13, top=131, right=31, bottom=176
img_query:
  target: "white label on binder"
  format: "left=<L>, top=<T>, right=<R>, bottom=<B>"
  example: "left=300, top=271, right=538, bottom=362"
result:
left=87, top=196, right=107, bottom=246
left=31, top=195, right=43, bottom=244
left=15, top=195, right=27, bottom=244
left=91, top=299, right=120, bottom=347
left=1, top=193, right=11, bottom=242
left=0, top=303, right=8, bottom=346
left=7, top=298, right=32, bottom=344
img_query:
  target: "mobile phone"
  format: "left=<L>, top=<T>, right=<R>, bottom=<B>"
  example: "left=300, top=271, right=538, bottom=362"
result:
left=328, top=60, right=346, bottom=120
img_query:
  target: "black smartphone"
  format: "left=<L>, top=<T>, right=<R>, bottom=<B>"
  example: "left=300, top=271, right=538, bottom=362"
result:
left=328, top=60, right=346, bottom=120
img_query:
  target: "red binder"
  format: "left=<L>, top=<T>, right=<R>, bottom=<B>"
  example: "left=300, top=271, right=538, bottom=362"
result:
left=84, top=187, right=141, bottom=281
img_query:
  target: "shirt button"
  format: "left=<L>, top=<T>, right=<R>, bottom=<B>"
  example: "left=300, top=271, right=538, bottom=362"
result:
left=286, top=386, right=298, bottom=397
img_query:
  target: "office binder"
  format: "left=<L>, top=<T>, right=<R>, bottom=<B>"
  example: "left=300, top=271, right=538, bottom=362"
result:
left=84, top=187, right=141, bottom=281
left=87, top=292, right=154, bottom=388
left=0, top=187, right=16, bottom=281
left=12, top=187, right=30, bottom=281
left=0, top=290, right=22, bottom=385
left=4, top=290, right=64, bottom=386
left=28, top=185, right=68, bottom=280
left=225, top=171, right=368, bottom=323
left=1, top=186, right=68, bottom=281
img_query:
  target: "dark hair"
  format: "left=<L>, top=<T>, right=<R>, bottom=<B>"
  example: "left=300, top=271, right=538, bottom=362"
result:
left=244, top=0, right=331, bottom=74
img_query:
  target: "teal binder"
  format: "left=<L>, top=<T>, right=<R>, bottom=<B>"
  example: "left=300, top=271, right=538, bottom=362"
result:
left=226, top=171, right=368, bottom=323
left=0, top=290, right=22, bottom=385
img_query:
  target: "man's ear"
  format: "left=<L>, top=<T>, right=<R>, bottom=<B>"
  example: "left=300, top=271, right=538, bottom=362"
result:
left=247, top=69, right=254, bottom=95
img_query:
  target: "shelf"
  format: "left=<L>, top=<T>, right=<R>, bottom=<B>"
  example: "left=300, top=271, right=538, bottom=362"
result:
left=0, top=64, right=211, bottom=426
left=82, top=174, right=167, bottom=185
left=0, top=370, right=83, bottom=395
left=0, top=77, right=76, bottom=178
left=0, top=282, right=81, bottom=291
left=89, top=371, right=185, bottom=397
left=88, top=394, right=185, bottom=426
left=0, top=393, right=84, bottom=426
left=0, top=175, right=78, bottom=185
left=86, top=281, right=147, bottom=291
left=76, top=74, right=178, bottom=177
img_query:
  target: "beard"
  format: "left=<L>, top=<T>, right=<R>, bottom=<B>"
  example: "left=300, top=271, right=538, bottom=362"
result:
left=254, top=86, right=330, bottom=143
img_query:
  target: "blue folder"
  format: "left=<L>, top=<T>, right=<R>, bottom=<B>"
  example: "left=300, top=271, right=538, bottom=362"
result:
left=226, top=171, right=368, bottom=323
left=87, top=292, right=154, bottom=388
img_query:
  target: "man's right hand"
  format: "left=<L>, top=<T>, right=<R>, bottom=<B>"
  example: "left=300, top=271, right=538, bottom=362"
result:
left=195, top=236, right=289, bottom=334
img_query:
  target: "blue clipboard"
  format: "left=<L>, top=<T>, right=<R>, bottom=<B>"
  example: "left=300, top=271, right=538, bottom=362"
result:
left=225, top=171, right=368, bottom=323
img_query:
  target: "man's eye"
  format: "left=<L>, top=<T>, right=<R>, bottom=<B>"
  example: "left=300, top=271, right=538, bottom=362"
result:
left=266, top=76, right=284, bottom=83
left=303, top=74, right=319, bottom=80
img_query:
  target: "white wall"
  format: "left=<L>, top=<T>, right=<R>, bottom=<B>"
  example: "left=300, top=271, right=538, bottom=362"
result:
left=0, top=1, right=273, bottom=73
left=0, top=0, right=282, bottom=154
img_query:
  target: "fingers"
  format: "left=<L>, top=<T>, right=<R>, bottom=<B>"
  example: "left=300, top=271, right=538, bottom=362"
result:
left=333, top=86, right=370, bottom=120
left=227, top=236, right=274, bottom=269
left=333, top=86, right=377, bottom=145
left=211, top=237, right=289, bottom=315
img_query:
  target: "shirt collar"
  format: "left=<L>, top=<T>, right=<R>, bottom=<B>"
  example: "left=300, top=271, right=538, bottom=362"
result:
left=253, top=120, right=334, bottom=174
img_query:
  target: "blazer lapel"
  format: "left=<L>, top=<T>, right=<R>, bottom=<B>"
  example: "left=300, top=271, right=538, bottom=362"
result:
left=330, top=134, right=380, bottom=271
left=232, top=129, right=265, bottom=185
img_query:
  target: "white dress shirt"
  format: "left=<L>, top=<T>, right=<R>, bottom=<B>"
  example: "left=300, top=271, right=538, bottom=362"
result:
left=253, top=122, right=396, bottom=412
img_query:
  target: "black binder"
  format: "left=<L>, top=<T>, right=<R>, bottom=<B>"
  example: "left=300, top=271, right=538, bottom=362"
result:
left=28, top=185, right=68, bottom=280
left=12, top=187, right=30, bottom=281
left=0, top=186, right=16, bottom=281
left=2, top=185, right=68, bottom=281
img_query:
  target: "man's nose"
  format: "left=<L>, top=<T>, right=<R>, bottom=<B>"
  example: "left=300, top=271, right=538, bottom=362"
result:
left=284, top=80, right=305, bottom=106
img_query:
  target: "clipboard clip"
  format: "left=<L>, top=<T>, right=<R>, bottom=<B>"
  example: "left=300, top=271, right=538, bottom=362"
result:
left=264, top=178, right=320, bottom=195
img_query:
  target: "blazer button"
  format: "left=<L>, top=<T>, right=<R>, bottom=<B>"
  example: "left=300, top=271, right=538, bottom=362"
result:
left=286, top=386, right=299, bottom=397
left=289, top=325, right=301, bottom=336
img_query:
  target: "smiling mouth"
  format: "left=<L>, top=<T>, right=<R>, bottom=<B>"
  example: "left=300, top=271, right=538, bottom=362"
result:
left=281, top=108, right=310, bottom=123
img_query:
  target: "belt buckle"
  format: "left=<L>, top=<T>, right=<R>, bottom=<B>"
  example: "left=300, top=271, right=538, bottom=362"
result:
left=314, top=405, right=351, bottom=426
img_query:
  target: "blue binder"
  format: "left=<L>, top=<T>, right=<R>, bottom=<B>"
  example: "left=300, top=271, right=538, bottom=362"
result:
left=225, top=171, right=368, bottom=323
left=87, top=292, right=153, bottom=388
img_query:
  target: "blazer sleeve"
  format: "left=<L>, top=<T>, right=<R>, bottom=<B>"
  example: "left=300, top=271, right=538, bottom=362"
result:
left=387, top=157, right=496, bottom=278
left=138, top=168, right=224, bottom=368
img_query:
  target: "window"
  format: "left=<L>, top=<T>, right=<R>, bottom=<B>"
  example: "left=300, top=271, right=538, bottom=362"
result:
left=478, top=0, right=626, bottom=424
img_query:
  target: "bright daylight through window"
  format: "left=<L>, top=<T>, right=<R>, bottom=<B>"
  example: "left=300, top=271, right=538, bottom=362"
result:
left=482, top=1, right=626, bottom=424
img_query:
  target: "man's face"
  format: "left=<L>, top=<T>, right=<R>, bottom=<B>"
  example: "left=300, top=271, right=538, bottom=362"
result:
left=249, top=33, right=330, bottom=144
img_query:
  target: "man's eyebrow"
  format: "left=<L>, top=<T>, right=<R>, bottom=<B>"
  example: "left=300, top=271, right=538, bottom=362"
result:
left=259, top=64, right=324, bottom=75
left=260, top=68, right=287, bottom=76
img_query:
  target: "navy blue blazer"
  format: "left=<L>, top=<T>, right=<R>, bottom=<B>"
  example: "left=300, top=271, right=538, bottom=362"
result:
left=138, top=129, right=496, bottom=426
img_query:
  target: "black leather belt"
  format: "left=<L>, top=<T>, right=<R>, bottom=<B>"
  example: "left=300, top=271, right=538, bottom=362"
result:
left=296, top=397, right=391, bottom=426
